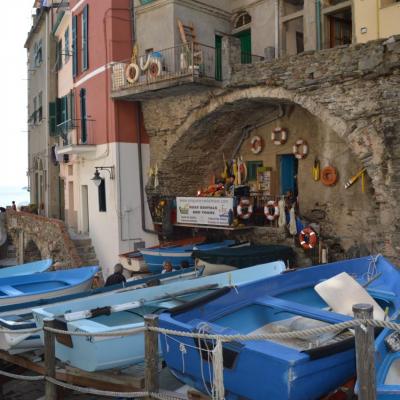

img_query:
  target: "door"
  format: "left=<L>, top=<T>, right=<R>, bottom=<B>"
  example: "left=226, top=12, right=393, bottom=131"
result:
left=68, top=181, right=75, bottom=227
left=81, top=185, right=89, bottom=234
left=280, top=155, right=298, bottom=196
left=215, top=35, right=222, bottom=81
left=59, top=178, right=65, bottom=221
left=235, top=30, right=252, bottom=64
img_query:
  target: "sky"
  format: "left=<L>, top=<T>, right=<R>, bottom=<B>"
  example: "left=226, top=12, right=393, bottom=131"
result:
left=0, top=1, right=33, bottom=191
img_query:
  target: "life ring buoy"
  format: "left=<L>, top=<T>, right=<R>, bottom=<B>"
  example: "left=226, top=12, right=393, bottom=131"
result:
left=293, top=139, right=308, bottom=160
left=148, top=59, right=162, bottom=78
left=264, top=200, right=280, bottom=221
left=271, top=127, right=288, bottom=145
left=139, top=55, right=152, bottom=71
left=125, top=63, right=140, bottom=83
left=237, top=198, right=253, bottom=220
left=250, top=136, right=263, bottom=154
left=321, top=166, right=338, bottom=186
left=299, top=227, right=318, bottom=250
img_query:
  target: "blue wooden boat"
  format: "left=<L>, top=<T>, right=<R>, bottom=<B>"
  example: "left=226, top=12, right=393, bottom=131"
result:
left=32, top=261, right=285, bottom=371
left=158, top=256, right=400, bottom=400
left=0, top=266, right=98, bottom=307
left=140, top=237, right=236, bottom=273
left=0, top=267, right=203, bottom=352
left=0, top=259, right=52, bottom=278
left=193, top=244, right=295, bottom=275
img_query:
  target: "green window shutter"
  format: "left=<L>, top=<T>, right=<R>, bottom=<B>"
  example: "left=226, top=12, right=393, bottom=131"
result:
left=61, top=96, right=68, bottom=123
left=49, top=102, right=56, bottom=136
left=247, top=161, right=263, bottom=181
left=69, top=90, right=75, bottom=123
left=80, top=88, right=87, bottom=144
left=64, top=27, right=70, bottom=62
left=82, top=5, right=89, bottom=71
left=72, top=15, right=78, bottom=77
left=56, top=98, right=62, bottom=125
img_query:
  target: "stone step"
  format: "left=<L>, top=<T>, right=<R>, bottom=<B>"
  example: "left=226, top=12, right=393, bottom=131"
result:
left=72, top=238, right=92, bottom=247
left=75, top=245, right=95, bottom=254
left=82, top=259, right=100, bottom=266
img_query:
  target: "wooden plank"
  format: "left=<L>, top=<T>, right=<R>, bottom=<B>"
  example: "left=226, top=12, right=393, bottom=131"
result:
left=188, top=389, right=211, bottom=400
left=0, top=351, right=145, bottom=392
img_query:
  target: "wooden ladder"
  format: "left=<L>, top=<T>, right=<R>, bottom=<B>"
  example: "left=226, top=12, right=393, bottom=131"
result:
left=177, top=19, right=203, bottom=65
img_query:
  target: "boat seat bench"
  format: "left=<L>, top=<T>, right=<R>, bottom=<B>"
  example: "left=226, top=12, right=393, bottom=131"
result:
left=0, top=285, right=24, bottom=296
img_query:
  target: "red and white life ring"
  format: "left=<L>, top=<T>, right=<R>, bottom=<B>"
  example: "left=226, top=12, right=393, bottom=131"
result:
left=250, top=136, right=263, bottom=154
left=125, top=63, right=140, bottom=83
left=264, top=200, right=280, bottom=221
left=299, top=227, right=318, bottom=250
left=293, top=139, right=308, bottom=160
left=271, top=127, right=288, bottom=145
left=237, top=198, right=253, bottom=220
left=148, top=59, right=162, bottom=78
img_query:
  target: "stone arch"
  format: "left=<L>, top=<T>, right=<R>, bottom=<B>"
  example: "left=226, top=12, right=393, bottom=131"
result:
left=150, top=86, right=392, bottom=259
left=24, top=239, right=42, bottom=262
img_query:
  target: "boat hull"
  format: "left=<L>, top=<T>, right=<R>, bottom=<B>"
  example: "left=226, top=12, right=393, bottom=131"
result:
left=0, top=259, right=53, bottom=278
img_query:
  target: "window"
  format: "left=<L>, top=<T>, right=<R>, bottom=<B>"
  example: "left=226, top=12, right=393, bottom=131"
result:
left=38, top=92, right=43, bottom=122
left=33, top=96, right=37, bottom=124
left=80, top=88, right=87, bottom=144
left=72, top=15, right=78, bottom=77
left=98, top=179, right=107, bottom=212
left=64, top=27, right=70, bottom=63
left=56, top=40, right=63, bottom=71
left=82, top=5, right=89, bottom=71
left=49, top=102, right=56, bottom=136
left=35, top=40, right=43, bottom=67
left=234, top=12, right=251, bottom=29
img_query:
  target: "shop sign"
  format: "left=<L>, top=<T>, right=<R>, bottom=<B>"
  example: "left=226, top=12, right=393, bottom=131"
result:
left=176, top=197, right=234, bottom=226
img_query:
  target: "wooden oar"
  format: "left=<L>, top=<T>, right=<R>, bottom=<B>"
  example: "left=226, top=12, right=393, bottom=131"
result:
left=63, top=283, right=219, bottom=322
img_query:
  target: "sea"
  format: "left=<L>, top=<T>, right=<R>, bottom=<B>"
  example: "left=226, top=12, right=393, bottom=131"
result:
left=0, top=186, right=30, bottom=209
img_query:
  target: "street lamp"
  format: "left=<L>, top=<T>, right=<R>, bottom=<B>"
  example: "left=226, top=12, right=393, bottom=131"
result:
left=91, top=166, right=115, bottom=187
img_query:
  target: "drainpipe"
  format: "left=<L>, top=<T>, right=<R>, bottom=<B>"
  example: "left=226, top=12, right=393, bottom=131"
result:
left=275, top=0, right=279, bottom=58
left=136, top=104, right=157, bottom=235
left=316, top=0, right=321, bottom=51
left=130, top=0, right=136, bottom=44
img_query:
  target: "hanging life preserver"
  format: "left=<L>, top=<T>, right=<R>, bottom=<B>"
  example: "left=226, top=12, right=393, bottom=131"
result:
left=264, top=200, right=280, bottom=221
left=250, top=136, right=263, bottom=154
left=299, top=227, right=318, bottom=250
left=293, top=139, right=308, bottom=160
left=321, top=166, right=338, bottom=186
left=271, top=127, right=288, bottom=145
left=125, top=63, right=140, bottom=83
left=148, top=59, right=162, bottom=78
left=237, top=198, right=253, bottom=220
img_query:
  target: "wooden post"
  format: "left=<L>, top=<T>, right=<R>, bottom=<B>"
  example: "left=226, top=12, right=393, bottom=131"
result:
left=144, top=314, right=159, bottom=398
left=353, top=303, right=376, bottom=400
left=44, top=318, right=57, bottom=400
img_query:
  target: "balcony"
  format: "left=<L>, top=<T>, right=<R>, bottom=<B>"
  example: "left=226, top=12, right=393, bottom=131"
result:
left=55, top=119, right=96, bottom=156
left=111, top=43, right=223, bottom=100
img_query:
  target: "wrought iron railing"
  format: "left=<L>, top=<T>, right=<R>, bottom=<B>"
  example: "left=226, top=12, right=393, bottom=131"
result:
left=55, top=119, right=76, bottom=138
left=111, top=42, right=219, bottom=93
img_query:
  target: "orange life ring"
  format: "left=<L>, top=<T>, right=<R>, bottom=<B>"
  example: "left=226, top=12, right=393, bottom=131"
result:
left=299, top=227, right=318, bottom=250
left=321, top=166, right=338, bottom=186
left=293, top=139, right=308, bottom=160
left=264, top=200, right=280, bottom=221
left=125, top=63, right=140, bottom=83
left=250, top=136, right=263, bottom=154
left=271, top=127, right=288, bottom=145
left=237, top=198, right=253, bottom=220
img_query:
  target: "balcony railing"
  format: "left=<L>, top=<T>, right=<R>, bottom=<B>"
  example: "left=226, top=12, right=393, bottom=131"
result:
left=111, top=43, right=219, bottom=93
left=55, top=119, right=76, bottom=139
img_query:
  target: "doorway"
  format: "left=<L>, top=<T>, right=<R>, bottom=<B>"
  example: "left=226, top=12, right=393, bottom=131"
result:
left=234, top=29, right=252, bottom=64
left=215, top=35, right=222, bottom=81
left=279, top=154, right=298, bottom=196
left=68, top=181, right=75, bottom=228
left=81, top=185, right=89, bottom=234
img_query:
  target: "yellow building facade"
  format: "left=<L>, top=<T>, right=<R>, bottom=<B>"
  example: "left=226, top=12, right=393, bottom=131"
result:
left=354, top=0, right=400, bottom=43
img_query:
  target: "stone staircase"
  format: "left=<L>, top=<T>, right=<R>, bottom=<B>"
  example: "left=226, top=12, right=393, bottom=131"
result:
left=68, top=230, right=99, bottom=267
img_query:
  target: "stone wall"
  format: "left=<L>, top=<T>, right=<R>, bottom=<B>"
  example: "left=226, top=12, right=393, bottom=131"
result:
left=6, top=211, right=82, bottom=267
left=142, top=37, right=400, bottom=262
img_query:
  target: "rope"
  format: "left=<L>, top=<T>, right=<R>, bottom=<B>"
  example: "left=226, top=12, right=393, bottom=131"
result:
left=0, top=368, right=44, bottom=381
left=44, top=325, right=145, bottom=337
left=212, top=339, right=224, bottom=400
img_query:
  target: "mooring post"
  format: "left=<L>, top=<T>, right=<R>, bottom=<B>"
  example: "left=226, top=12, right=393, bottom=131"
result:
left=353, top=303, right=376, bottom=400
left=144, top=314, right=160, bottom=398
left=44, top=318, right=57, bottom=400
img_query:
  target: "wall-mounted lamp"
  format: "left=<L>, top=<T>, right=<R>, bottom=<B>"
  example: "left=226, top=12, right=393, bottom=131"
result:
left=91, top=166, right=115, bottom=187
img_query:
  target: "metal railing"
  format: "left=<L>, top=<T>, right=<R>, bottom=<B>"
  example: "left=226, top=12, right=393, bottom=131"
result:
left=111, top=42, right=219, bottom=93
left=55, top=119, right=76, bottom=139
